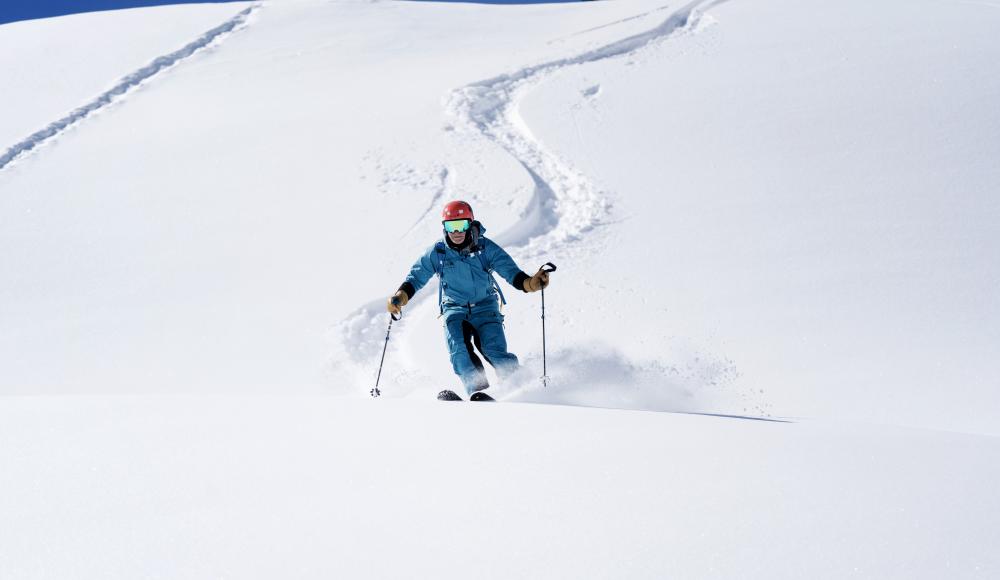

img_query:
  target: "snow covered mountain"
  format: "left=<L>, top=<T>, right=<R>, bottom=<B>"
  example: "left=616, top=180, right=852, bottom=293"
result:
left=1, top=1, right=998, bottom=578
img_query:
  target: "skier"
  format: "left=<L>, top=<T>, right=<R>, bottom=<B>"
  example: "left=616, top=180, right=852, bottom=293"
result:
left=387, top=200, right=552, bottom=401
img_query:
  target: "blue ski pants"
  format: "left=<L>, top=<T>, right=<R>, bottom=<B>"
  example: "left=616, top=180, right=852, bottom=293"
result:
left=443, top=301, right=519, bottom=394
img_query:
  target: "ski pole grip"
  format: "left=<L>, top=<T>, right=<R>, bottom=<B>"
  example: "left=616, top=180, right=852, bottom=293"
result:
left=390, top=296, right=402, bottom=321
left=540, top=262, right=557, bottom=273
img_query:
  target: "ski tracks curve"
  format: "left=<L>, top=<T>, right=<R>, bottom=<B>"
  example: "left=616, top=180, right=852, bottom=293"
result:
left=0, top=4, right=260, bottom=173
left=335, top=0, right=727, bottom=383
left=445, top=0, right=727, bottom=259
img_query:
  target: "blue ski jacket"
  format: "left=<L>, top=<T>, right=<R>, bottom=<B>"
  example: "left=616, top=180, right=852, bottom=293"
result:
left=398, top=222, right=529, bottom=309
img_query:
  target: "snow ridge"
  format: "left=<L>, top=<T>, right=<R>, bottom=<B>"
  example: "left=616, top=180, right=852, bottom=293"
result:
left=0, top=5, right=258, bottom=173
left=445, top=0, right=725, bottom=258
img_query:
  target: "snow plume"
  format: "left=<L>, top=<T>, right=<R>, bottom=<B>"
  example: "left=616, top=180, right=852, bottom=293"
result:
left=331, top=291, right=442, bottom=398
left=444, top=0, right=726, bottom=259
left=0, top=4, right=259, bottom=172
left=492, top=342, right=769, bottom=416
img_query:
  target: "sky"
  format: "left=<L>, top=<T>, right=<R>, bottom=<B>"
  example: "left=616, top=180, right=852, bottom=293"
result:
left=0, top=0, right=589, bottom=26
left=0, top=0, right=245, bottom=25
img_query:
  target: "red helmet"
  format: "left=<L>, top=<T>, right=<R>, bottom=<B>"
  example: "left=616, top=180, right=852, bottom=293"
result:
left=442, top=200, right=474, bottom=222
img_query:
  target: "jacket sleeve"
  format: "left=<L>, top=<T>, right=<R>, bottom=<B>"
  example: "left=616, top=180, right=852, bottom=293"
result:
left=399, top=246, right=437, bottom=299
left=485, top=240, right=530, bottom=292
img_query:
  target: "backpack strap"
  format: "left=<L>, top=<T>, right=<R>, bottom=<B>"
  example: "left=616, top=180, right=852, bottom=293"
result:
left=432, top=242, right=447, bottom=316
left=475, top=246, right=507, bottom=311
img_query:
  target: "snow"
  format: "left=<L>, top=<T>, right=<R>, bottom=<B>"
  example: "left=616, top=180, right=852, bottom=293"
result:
left=0, top=3, right=255, bottom=148
left=0, top=6, right=255, bottom=170
left=2, top=396, right=998, bottom=578
left=517, top=0, right=1000, bottom=432
left=1, top=0, right=999, bottom=577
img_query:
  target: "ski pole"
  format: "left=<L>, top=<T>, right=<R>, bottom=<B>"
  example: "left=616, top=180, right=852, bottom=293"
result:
left=538, top=262, right=557, bottom=387
left=372, top=298, right=402, bottom=398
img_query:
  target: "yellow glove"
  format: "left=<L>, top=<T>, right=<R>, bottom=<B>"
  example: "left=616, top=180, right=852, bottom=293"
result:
left=387, top=290, right=408, bottom=315
left=522, top=268, right=550, bottom=293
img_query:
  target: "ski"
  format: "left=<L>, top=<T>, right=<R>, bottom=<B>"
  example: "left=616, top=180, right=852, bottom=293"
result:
left=437, top=389, right=496, bottom=401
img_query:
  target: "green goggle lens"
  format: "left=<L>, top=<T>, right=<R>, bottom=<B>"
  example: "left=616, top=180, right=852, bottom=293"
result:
left=444, top=219, right=471, bottom=233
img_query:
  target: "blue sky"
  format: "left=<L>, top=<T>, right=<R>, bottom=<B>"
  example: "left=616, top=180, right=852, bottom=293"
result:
left=0, top=0, right=588, bottom=26
left=0, top=1, right=244, bottom=25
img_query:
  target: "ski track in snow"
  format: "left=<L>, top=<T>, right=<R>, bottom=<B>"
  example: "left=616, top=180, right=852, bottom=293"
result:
left=547, top=3, right=674, bottom=45
left=445, top=0, right=727, bottom=259
left=336, top=0, right=728, bottom=389
left=0, top=5, right=259, bottom=173
left=402, top=167, right=452, bottom=237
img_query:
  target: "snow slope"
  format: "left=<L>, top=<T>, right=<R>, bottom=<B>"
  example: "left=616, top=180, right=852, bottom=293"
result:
left=2, top=396, right=998, bottom=579
left=1, top=0, right=999, bottom=577
left=517, top=0, right=1000, bottom=434
left=0, top=3, right=255, bottom=150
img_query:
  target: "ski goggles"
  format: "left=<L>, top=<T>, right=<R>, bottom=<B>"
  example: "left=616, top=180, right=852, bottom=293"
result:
left=443, top=219, right=472, bottom=233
